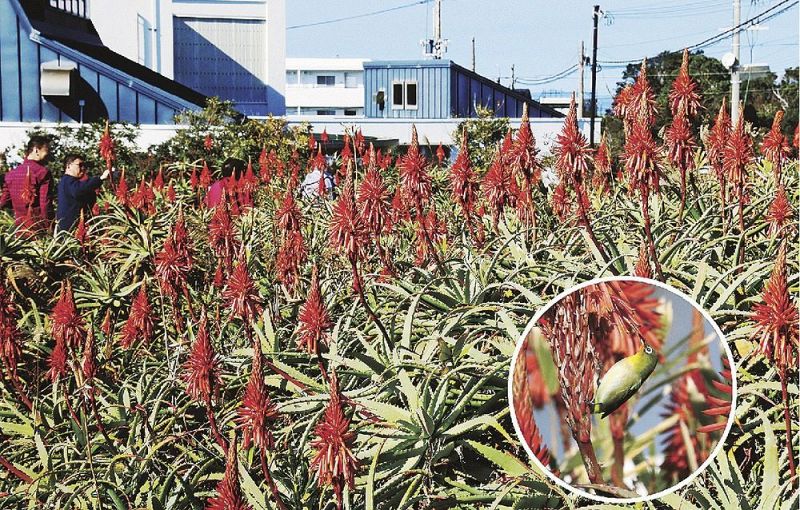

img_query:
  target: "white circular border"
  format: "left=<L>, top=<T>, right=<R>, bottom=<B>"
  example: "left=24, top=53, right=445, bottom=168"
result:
left=507, top=276, right=738, bottom=504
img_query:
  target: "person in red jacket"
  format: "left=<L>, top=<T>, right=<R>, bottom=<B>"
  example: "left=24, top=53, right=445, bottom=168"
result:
left=0, top=135, right=54, bottom=232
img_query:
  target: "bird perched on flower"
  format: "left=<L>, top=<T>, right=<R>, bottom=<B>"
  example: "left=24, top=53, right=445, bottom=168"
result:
left=590, top=342, right=658, bottom=417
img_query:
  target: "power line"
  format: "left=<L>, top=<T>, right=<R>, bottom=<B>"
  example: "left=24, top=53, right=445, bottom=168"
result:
left=599, top=0, right=798, bottom=65
left=516, top=64, right=578, bottom=85
left=287, top=1, right=427, bottom=30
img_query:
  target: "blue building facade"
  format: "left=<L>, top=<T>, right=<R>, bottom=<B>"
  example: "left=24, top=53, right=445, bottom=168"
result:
left=363, top=60, right=562, bottom=120
left=0, top=0, right=204, bottom=125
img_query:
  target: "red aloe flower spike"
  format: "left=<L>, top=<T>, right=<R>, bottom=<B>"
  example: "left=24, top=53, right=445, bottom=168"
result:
left=664, top=105, right=698, bottom=224
left=340, top=134, right=353, bottom=164
left=276, top=191, right=302, bottom=234
left=208, top=197, right=239, bottom=261
left=481, top=148, right=516, bottom=231
left=131, top=177, right=156, bottom=215
left=613, top=85, right=635, bottom=133
left=276, top=229, right=307, bottom=290
left=624, top=118, right=664, bottom=279
left=766, top=184, right=793, bottom=236
left=629, top=58, right=657, bottom=127
left=223, top=256, right=263, bottom=325
left=753, top=242, right=799, bottom=481
left=510, top=102, right=543, bottom=185
left=207, top=436, right=252, bottom=510
left=308, top=132, right=317, bottom=151
left=698, top=357, right=733, bottom=434
left=48, top=335, right=68, bottom=382
left=101, top=309, right=113, bottom=338
left=166, top=183, right=176, bottom=202
left=99, top=120, right=116, bottom=170
left=0, top=283, right=22, bottom=382
left=203, top=133, right=213, bottom=152
left=661, top=375, right=707, bottom=479
left=81, top=327, right=97, bottom=383
left=212, top=259, right=225, bottom=289
left=550, top=183, right=570, bottom=223
left=449, top=129, right=479, bottom=240
left=115, top=168, right=129, bottom=206
left=554, top=94, right=607, bottom=261
left=705, top=98, right=731, bottom=219
left=297, top=266, right=332, bottom=355
left=321, top=128, right=329, bottom=144
left=513, top=338, right=554, bottom=469
left=722, top=103, right=753, bottom=263
left=794, top=124, right=799, bottom=150
left=399, top=125, right=432, bottom=218
left=189, top=166, right=199, bottom=190
left=592, top=133, right=613, bottom=195
left=668, top=49, right=701, bottom=118
left=310, top=372, right=359, bottom=510
left=329, top=176, right=367, bottom=267
left=200, top=160, right=212, bottom=190
left=761, top=110, right=791, bottom=182
left=52, top=280, right=86, bottom=350
left=182, top=309, right=221, bottom=403
left=436, top=143, right=445, bottom=166
left=237, top=347, right=279, bottom=452
left=357, top=154, right=391, bottom=237
left=75, top=210, right=88, bottom=246
left=413, top=208, right=446, bottom=266
left=153, top=166, right=165, bottom=190
left=258, top=147, right=269, bottom=183
left=633, top=242, right=652, bottom=279
left=120, top=280, right=154, bottom=348
left=354, top=128, right=365, bottom=156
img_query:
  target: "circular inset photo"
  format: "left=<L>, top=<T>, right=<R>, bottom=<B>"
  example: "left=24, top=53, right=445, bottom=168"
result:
left=509, top=277, right=736, bottom=502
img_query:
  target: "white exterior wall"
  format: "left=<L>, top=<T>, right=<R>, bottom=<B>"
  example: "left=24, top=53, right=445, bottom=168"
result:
left=285, top=58, right=367, bottom=116
left=89, top=0, right=286, bottom=114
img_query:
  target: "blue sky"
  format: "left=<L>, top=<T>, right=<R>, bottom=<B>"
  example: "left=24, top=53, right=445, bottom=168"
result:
left=286, top=0, right=799, bottom=111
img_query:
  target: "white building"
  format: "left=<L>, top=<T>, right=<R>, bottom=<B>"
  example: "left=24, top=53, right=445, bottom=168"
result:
left=285, top=58, right=367, bottom=117
left=89, top=0, right=286, bottom=116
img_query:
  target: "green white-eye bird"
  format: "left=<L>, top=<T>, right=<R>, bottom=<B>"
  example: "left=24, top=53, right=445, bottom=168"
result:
left=589, top=342, right=658, bottom=418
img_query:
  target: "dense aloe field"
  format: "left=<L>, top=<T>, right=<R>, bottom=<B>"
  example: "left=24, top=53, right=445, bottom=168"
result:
left=0, top=59, right=797, bottom=509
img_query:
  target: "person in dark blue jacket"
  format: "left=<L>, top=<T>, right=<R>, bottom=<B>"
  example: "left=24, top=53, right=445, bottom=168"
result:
left=56, top=154, right=110, bottom=232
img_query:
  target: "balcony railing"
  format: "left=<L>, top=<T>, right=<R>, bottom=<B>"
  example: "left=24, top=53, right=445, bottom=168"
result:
left=48, top=0, right=87, bottom=18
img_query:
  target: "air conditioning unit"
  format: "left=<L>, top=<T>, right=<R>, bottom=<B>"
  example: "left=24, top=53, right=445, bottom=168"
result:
left=41, top=59, right=77, bottom=96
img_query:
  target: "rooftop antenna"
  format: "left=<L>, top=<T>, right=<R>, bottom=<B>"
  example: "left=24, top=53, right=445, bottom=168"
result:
left=420, top=0, right=448, bottom=59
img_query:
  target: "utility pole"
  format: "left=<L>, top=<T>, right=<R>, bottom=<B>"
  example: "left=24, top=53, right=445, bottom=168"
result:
left=422, top=0, right=448, bottom=59
left=578, top=41, right=585, bottom=118
left=590, top=5, right=600, bottom=146
left=731, top=0, right=741, bottom=123
left=471, top=37, right=476, bottom=72
left=511, top=64, right=516, bottom=89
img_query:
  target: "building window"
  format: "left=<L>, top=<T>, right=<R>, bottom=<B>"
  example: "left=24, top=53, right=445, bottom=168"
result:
left=344, top=109, right=357, bottom=116
left=344, top=72, right=359, bottom=88
left=286, top=70, right=298, bottom=83
left=317, top=75, right=335, bottom=86
left=316, top=109, right=336, bottom=116
left=392, top=81, right=404, bottom=109
left=405, top=81, right=418, bottom=110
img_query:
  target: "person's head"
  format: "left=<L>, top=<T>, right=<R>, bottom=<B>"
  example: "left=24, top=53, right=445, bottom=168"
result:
left=25, top=135, right=51, bottom=162
left=221, top=157, right=246, bottom=180
left=64, top=153, right=87, bottom=178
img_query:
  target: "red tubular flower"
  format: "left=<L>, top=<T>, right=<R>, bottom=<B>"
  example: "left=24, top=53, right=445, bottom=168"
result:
left=131, top=177, right=156, bottom=215
left=481, top=151, right=517, bottom=230
left=722, top=110, right=753, bottom=201
left=223, top=256, right=263, bottom=324
left=166, top=183, right=176, bottom=202
left=297, top=266, right=332, bottom=355
left=612, top=85, right=634, bottom=127
left=276, top=229, right=307, bottom=290
left=752, top=243, right=798, bottom=372
left=668, top=49, right=701, bottom=118
left=189, top=166, right=199, bottom=190
left=513, top=341, right=553, bottom=469
left=237, top=348, right=279, bottom=452
left=115, top=168, right=129, bottom=206
left=354, top=128, right=365, bottom=156
left=321, top=128, right=329, bottom=144
left=698, top=357, right=733, bottom=434
left=550, top=183, right=570, bottom=222
left=200, top=161, right=212, bottom=190
left=258, top=148, right=270, bottom=183
left=414, top=208, right=445, bottom=266
left=761, top=110, right=791, bottom=181
left=523, top=337, right=551, bottom=409
left=629, top=59, right=657, bottom=127
left=203, top=133, right=213, bottom=152
left=555, top=95, right=592, bottom=190
left=155, top=211, right=194, bottom=299
left=120, top=280, right=154, bottom=348
left=276, top=191, right=302, bottom=234
left=208, top=198, right=239, bottom=260
left=661, top=375, right=707, bottom=479
left=181, top=310, right=220, bottom=403
left=449, top=130, right=478, bottom=223
left=340, top=135, right=353, bottom=167
left=357, top=157, right=390, bottom=237
left=207, top=436, right=253, bottom=510
left=664, top=108, right=697, bottom=174
left=633, top=242, right=652, bottom=279
left=99, top=120, right=116, bottom=170
left=705, top=98, right=731, bottom=192
left=52, top=280, right=86, bottom=350
left=509, top=103, right=543, bottom=185
left=0, top=283, right=22, bottom=381
left=436, top=143, right=445, bottom=166
left=329, top=178, right=367, bottom=265
left=75, top=210, right=88, bottom=246
left=399, top=126, right=432, bottom=216
left=310, top=373, right=359, bottom=510
left=48, top=335, right=68, bottom=382
left=624, top=119, right=662, bottom=200
left=592, top=133, right=613, bottom=194
left=153, top=167, right=165, bottom=191
left=766, top=184, right=793, bottom=236
left=389, top=186, right=411, bottom=228
left=101, top=309, right=113, bottom=338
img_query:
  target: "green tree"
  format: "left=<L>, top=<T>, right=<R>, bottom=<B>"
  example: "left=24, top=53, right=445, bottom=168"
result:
left=453, top=105, right=510, bottom=171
